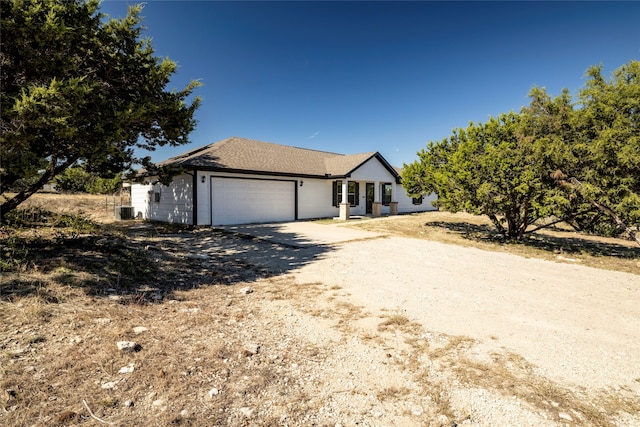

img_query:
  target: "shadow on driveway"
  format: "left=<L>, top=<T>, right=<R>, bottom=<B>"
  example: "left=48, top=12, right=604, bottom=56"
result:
left=184, top=224, right=338, bottom=276
left=216, top=221, right=385, bottom=247
left=1, top=221, right=342, bottom=303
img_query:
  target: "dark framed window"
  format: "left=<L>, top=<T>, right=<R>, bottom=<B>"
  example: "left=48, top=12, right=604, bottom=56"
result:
left=382, top=183, right=392, bottom=206
left=412, top=195, right=423, bottom=205
left=332, top=181, right=359, bottom=207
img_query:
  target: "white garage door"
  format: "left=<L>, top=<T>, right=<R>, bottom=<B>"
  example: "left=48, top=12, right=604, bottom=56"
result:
left=211, top=177, right=295, bottom=225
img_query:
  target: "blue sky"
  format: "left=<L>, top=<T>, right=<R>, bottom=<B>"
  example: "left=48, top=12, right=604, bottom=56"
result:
left=100, top=1, right=640, bottom=168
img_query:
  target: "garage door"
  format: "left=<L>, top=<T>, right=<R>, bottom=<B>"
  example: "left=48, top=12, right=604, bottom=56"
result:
left=211, top=177, right=295, bottom=225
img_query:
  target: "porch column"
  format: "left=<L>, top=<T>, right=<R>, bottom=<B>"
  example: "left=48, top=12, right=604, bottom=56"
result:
left=372, top=180, right=382, bottom=217
left=341, top=180, right=348, bottom=204
left=339, top=179, right=350, bottom=220
left=389, top=182, right=399, bottom=215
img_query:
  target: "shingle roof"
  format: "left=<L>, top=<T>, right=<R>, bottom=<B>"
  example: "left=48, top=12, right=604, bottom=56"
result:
left=160, top=136, right=399, bottom=179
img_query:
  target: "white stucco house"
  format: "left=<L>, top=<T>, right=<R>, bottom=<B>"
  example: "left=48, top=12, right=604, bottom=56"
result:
left=130, top=137, right=436, bottom=226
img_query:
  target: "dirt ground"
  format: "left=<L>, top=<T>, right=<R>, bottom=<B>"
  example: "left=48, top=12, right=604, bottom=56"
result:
left=176, top=223, right=640, bottom=426
left=2, top=208, right=639, bottom=426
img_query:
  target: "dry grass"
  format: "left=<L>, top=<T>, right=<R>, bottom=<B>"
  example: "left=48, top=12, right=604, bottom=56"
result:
left=451, top=352, right=640, bottom=427
left=0, top=194, right=311, bottom=425
left=2, top=192, right=128, bottom=225
left=349, top=211, right=640, bottom=274
left=377, top=314, right=422, bottom=335
left=0, top=282, right=315, bottom=426
left=376, top=386, right=411, bottom=401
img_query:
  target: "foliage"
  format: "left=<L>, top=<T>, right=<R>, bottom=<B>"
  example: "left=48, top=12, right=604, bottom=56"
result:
left=55, top=166, right=122, bottom=194
left=570, top=62, right=640, bottom=239
left=4, top=175, right=41, bottom=193
left=403, top=60, right=640, bottom=243
left=0, top=0, right=201, bottom=220
left=54, top=167, right=91, bottom=193
left=403, top=112, right=565, bottom=239
left=2, top=205, right=98, bottom=232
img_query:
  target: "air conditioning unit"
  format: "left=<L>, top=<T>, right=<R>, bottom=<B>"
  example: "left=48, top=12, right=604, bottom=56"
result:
left=115, top=206, right=135, bottom=220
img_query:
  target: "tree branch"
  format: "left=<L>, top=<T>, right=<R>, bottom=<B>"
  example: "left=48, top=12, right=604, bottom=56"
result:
left=1, top=156, right=77, bottom=221
left=525, top=217, right=567, bottom=234
left=567, top=176, right=640, bottom=247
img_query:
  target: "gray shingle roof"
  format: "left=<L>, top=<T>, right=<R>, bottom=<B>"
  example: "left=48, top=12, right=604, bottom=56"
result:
left=160, top=137, right=398, bottom=179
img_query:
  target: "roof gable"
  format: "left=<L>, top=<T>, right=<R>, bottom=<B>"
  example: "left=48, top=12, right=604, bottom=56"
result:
left=161, top=136, right=400, bottom=180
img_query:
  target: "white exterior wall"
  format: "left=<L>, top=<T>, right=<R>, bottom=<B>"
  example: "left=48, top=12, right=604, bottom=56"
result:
left=195, top=171, right=210, bottom=225
left=131, top=182, right=152, bottom=219
left=396, top=189, right=438, bottom=214
left=130, top=174, right=194, bottom=224
left=297, top=178, right=340, bottom=220
left=350, top=159, right=391, bottom=182
left=351, top=158, right=400, bottom=215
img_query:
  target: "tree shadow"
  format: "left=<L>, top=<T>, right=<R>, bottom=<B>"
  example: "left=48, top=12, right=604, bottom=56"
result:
left=425, top=221, right=640, bottom=259
left=426, top=221, right=503, bottom=241
left=0, top=222, right=332, bottom=303
left=522, top=232, right=640, bottom=259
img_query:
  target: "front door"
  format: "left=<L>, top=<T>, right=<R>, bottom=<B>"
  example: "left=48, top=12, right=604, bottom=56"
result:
left=366, top=183, right=375, bottom=214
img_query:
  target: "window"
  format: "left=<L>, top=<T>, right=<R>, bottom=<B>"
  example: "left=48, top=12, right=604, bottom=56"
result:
left=153, top=192, right=161, bottom=203
left=382, top=183, right=392, bottom=206
left=332, top=181, right=359, bottom=207
left=412, top=195, right=423, bottom=205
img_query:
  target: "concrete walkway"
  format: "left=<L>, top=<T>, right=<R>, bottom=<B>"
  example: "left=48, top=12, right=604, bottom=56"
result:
left=217, top=220, right=385, bottom=247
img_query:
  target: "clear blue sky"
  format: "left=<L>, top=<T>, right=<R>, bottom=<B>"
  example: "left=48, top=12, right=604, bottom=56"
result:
left=100, top=1, right=640, bottom=168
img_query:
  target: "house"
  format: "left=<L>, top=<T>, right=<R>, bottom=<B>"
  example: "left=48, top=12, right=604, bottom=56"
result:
left=130, top=137, right=436, bottom=225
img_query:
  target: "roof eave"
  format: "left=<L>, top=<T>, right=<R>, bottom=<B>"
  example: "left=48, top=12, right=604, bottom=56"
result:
left=181, top=165, right=332, bottom=179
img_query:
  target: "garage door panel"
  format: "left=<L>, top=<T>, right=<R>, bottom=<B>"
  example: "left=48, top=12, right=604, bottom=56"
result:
left=212, top=178, right=295, bottom=225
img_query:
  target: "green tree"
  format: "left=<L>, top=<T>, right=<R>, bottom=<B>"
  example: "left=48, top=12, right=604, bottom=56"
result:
left=86, top=174, right=121, bottom=195
left=0, top=0, right=200, bottom=220
left=54, top=165, right=121, bottom=194
left=54, top=167, right=92, bottom=193
left=404, top=60, right=640, bottom=245
left=403, top=111, right=567, bottom=240
left=558, top=61, right=640, bottom=244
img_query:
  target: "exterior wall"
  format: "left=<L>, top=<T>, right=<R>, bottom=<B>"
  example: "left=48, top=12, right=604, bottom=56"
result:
left=396, top=189, right=438, bottom=214
left=195, top=171, right=210, bottom=225
left=350, top=158, right=400, bottom=215
left=131, top=182, right=152, bottom=219
left=296, top=180, right=372, bottom=219
left=349, top=158, right=391, bottom=181
left=130, top=174, right=194, bottom=224
left=297, top=178, right=341, bottom=220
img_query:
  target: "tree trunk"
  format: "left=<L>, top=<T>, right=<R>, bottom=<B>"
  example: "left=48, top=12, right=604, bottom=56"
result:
left=565, top=176, right=640, bottom=247
left=0, top=157, right=76, bottom=222
left=487, top=213, right=506, bottom=236
left=591, top=200, right=640, bottom=246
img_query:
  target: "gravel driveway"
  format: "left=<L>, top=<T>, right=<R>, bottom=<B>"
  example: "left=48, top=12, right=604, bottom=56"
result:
left=223, top=221, right=640, bottom=393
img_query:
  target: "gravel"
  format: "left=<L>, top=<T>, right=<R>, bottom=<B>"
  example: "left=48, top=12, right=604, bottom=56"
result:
left=143, top=225, right=640, bottom=425
left=289, top=236, right=640, bottom=391
left=221, top=229, right=640, bottom=426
